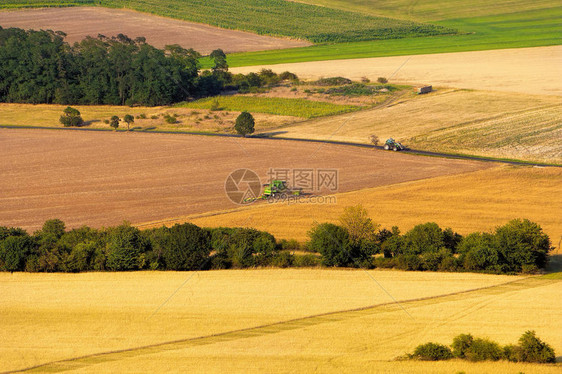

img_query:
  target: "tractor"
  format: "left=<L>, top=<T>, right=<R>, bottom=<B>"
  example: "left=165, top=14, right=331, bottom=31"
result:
left=383, top=138, right=405, bottom=151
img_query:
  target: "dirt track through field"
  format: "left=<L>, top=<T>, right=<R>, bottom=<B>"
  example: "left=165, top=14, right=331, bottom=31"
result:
left=0, top=7, right=310, bottom=54
left=0, top=128, right=488, bottom=231
left=232, top=46, right=562, bottom=96
left=12, top=276, right=557, bottom=373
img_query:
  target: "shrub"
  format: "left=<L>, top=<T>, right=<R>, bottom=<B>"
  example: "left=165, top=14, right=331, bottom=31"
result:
left=412, top=342, right=453, bottom=361
left=162, top=223, right=211, bottom=271
left=271, top=252, right=294, bottom=268
left=395, top=254, right=423, bottom=271
left=315, top=77, right=352, bottom=86
left=105, top=224, right=148, bottom=271
left=421, top=248, right=452, bottom=271
left=380, top=230, right=404, bottom=258
left=403, top=222, right=445, bottom=255
left=0, top=235, right=35, bottom=271
left=210, top=98, right=221, bottom=111
left=452, top=333, right=474, bottom=358
left=465, top=338, right=503, bottom=362
left=293, top=254, right=320, bottom=267
left=279, top=71, right=298, bottom=81
left=110, top=115, right=120, bottom=129
left=512, top=330, right=556, bottom=363
left=308, top=222, right=355, bottom=267
left=377, top=77, right=388, bottom=84
left=59, top=106, right=83, bottom=127
left=234, top=111, right=255, bottom=137
left=163, top=113, right=177, bottom=124
left=494, top=219, right=552, bottom=271
left=458, top=232, right=499, bottom=271
left=369, top=134, right=379, bottom=146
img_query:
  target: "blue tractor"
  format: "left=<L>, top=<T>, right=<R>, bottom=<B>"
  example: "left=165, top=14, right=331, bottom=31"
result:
left=383, top=138, right=405, bottom=151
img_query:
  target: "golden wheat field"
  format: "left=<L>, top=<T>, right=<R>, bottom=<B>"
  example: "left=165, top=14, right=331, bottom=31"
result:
left=0, top=270, right=559, bottom=373
left=149, top=165, right=562, bottom=245
left=265, top=89, right=562, bottom=163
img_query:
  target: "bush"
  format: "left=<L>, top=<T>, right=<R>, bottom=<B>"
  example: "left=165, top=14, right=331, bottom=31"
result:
left=395, top=254, right=423, bottom=271
left=163, top=113, right=177, bottom=124
left=279, top=71, right=298, bottom=81
left=403, top=222, right=445, bottom=255
left=465, top=338, right=503, bottom=362
left=458, top=232, right=499, bottom=271
left=494, top=219, right=552, bottom=271
left=110, top=115, right=120, bottom=129
left=315, top=77, right=352, bottom=86
left=162, top=223, right=211, bottom=271
left=308, top=223, right=355, bottom=267
left=513, top=330, right=556, bottom=363
left=271, top=251, right=294, bottom=268
left=377, top=77, right=388, bottom=84
left=0, top=235, right=35, bottom=271
left=452, top=333, right=474, bottom=358
left=105, top=224, right=148, bottom=271
left=412, top=342, right=453, bottom=361
left=234, top=111, right=255, bottom=137
left=59, top=106, right=83, bottom=127
left=293, top=254, right=320, bottom=267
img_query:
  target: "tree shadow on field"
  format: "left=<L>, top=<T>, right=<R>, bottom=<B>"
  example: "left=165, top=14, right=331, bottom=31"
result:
left=252, top=131, right=288, bottom=138
left=545, top=254, right=562, bottom=273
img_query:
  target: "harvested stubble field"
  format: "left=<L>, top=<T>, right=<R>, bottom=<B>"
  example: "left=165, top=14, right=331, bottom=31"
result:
left=261, top=88, right=562, bottom=163
left=0, top=270, right=560, bottom=373
left=0, top=7, right=311, bottom=54
left=176, top=166, right=562, bottom=245
left=0, top=128, right=487, bottom=232
left=231, top=46, right=562, bottom=96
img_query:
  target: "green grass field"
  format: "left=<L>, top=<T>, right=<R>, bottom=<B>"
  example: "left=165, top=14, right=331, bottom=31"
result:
left=178, top=96, right=359, bottom=118
left=0, top=0, right=93, bottom=8
left=215, top=7, right=562, bottom=67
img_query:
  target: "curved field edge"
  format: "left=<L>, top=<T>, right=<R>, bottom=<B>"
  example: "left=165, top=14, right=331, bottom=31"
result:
left=12, top=276, right=559, bottom=373
left=159, top=166, right=562, bottom=244
left=0, top=0, right=456, bottom=44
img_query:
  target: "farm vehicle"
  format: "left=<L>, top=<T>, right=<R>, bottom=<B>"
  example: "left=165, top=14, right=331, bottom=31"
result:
left=383, top=138, right=405, bottom=151
left=244, top=180, right=302, bottom=203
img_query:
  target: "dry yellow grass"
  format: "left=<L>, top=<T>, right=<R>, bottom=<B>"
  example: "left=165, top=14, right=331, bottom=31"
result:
left=152, top=166, right=562, bottom=246
left=264, top=89, right=562, bottom=163
left=232, top=46, right=562, bottom=97
left=0, top=103, right=294, bottom=133
left=1, top=271, right=559, bottom=373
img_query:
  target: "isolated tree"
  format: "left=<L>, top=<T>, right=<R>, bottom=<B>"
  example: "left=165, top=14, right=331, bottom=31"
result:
left=59, top=107, right=84, bottom=127
left=123, top=114, right=134, bottom=130
left=110, top=115, right=120, bottom=130
left=339, top=205, right=379, bottom=245
left=209, top=48, right=228, bottom=72
left=234, top=111, right=255, bottom=137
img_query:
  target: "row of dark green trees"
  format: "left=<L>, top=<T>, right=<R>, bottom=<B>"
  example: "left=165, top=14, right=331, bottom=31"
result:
left=0, top=214, right=552, bottom=274
left=0, top=27, right=286, bottom=106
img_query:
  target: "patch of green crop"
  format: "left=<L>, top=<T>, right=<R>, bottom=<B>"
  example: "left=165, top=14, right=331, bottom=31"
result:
left=216, top=7, right=562, bottom=67
left=0, top=0, right=93, bottom=8
left=177, top=96, right=359, bottom=118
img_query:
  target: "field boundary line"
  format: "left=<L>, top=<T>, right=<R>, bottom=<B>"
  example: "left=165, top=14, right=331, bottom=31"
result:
left=1, top=125, right=559, bottom=167
left=7, top=276, right=558, bottom=373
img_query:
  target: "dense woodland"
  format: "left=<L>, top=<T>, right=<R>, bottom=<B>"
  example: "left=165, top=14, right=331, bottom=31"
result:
left=0, top=27, right=255, bottom=106
left=0, top=217, right=552, bottom=274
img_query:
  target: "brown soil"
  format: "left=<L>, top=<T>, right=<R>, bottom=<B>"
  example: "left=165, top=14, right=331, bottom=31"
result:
left=0, top=128, right=489, bottom=232
left=0, top=7, right=311, bottom=54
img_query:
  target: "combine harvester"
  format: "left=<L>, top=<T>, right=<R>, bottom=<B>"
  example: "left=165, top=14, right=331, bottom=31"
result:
left=244, top=180, right=302, bottom=203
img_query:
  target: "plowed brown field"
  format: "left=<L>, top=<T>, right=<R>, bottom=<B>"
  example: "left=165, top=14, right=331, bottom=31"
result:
left=0, top=128, right=488, bottom=231
left=0, top=7, right=311, bottom=54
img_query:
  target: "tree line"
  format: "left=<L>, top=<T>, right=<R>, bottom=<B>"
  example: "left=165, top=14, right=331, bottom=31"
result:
left=0, top=209, right=553, bottom=274
left=0, top=27, right=291, bottom=106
